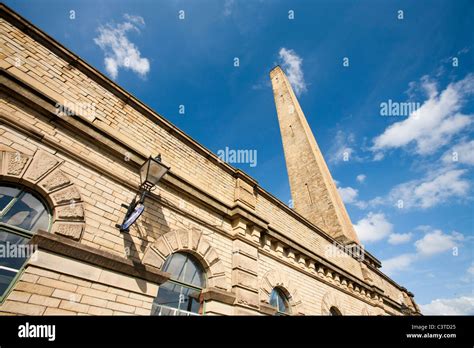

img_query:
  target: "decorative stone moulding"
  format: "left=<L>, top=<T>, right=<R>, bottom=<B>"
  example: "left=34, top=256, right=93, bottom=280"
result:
left=260, top=233, right=379, bottom=305
left=0, top=149, right=86, bottom=240
left=260, top=269, right=304, bottom=315
left=142, top=228, right=229, bottom=291
left=321, top=291, right=346, bottom=315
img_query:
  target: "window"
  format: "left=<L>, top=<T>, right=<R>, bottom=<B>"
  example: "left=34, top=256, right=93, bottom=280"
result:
left=329, top=306, right=342, bottom=316
left=152, top=252, right=206, bottom=316
left=270, top=287, right=290, bottom=315
left=0, top=184, right=51, bottom=300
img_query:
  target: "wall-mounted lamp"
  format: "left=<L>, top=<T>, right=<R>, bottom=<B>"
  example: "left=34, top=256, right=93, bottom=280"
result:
left=117, top=154, right=170, bottom=232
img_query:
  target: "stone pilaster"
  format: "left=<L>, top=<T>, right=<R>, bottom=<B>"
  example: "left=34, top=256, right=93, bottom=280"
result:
left=230, top=217, right=260, bottom=314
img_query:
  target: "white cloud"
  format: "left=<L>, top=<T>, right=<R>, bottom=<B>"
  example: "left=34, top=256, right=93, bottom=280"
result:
left=382, top=253, right=416, bottom=275
left=414, top=229, right=463, bottom=256
left=328, top=131, right=358, bottom=164
left=372, top=74, right=474, bottom=155
left=442, top=139, right=474, bottom=166
left=420, top=296, right=474, bottom=315
left=353, top=212, right=393, bottom=243
left=461, top=262, right=474, bottom=283
left=356, top=174, right=366, bottom=183
left=337, top=186, right=358, bottom=204
left=388, top=232, right=413, bottom=245
left=223, top=0, right=235, bottom=16
left=94, top=14, right=150, bottom=79
left=373, top=152, right=384, bottom=161
left=388, top=169, right=470, bottom=209
left=278, top=48, right=307, bottom=96
left=382, top=227, right=466, bottom=276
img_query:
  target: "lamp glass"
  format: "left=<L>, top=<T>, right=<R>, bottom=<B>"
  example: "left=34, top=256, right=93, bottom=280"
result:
left=140, top=157, right=169, bottom=187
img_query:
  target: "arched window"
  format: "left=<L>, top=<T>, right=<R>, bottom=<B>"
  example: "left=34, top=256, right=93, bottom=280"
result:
left=0, top=184, right=51, bottom=300
left=152, top=252, right=206, bottom=316
left=329, top=306, right=342, bottom=316
left=269, top=287, right=290, bottom=315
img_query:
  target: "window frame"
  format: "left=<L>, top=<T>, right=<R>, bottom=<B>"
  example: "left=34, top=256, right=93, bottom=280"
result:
left=152, top=251, right=207, bottom=316
left=0, top=183, right=52, bottom=303
left=329, top=306, right=342, bottom=316
left=270, top=287, right=291, bottom=316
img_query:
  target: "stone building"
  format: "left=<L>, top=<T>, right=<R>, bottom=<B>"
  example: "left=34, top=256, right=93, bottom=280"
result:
left=0, top=4, right=420, bottom=316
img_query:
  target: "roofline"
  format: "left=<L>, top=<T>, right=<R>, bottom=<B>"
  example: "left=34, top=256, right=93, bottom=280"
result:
left=0, top=2, right=415, bottom=295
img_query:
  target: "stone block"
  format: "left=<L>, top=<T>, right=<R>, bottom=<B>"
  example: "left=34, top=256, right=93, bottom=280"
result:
left=51, top=186, right=81, bottom=205
left=52, top=222, right=84, bottom=240
left=56, top=204, right=84, bottom=220
left=233, top=239, right=257, bottom=259
left=24, top=150, right=59, bottom=182
left=232, top=254, right=257, bottom=274
left=5, top=151, right=30, bottom=176
left=142, top=248, right=164, bottom=269
left=232, top=269, right=258, bottom=291
left=40, top=169, right=71, bottom=192
left=190, top=229, right=201, bottom=250
left=233, top=287, right=259, bottom=309
left=164, top=231, right=179, bottom=251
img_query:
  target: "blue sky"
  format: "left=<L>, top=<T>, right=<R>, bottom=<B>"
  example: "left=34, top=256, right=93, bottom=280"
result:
left=5, top=0, right=473, bottom=314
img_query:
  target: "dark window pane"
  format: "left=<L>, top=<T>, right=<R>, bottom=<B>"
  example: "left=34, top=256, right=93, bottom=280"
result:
left=0, top=268, right=17, bottom=297
left=155, top=252, right=205, bottom=315
left=154, top=281, right=201, bottom=314
left=162, top=252, right=205, bottom=288
left=0, top=186, right=20, bottom=212
left=163, top=253, right=186, bottom=279
left=0, top=231, right=29, bottom=270
left=1, top=192, right=49, bottom=232
left=270, top=288, right=289, bottom=314
left=182, top=256, right=204, bottom=287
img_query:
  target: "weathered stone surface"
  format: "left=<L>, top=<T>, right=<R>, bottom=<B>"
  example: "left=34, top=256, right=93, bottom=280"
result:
left=164, top=231, right=179, bottom=251
left=361, top=263, right=374, bottom=285
left=51, top=186, right=81, bottom=205
left=197, top=239, right=210, bottom=257
left=233, top=239, right=257, bottom=259
left=209, top=261, right=225, bottom=276
left=232, top=254, right=257, bottom=273
left=56, top=204, right=84, bottom=220
left=234, top=287, right=259, bottom=309
left=52, top=222, right=84, bottom=240
left=40, top=170, right=71, bottom=191
left=176, top=229, right=188, bottom=248
left=24, top=150, right=59, bottom=182
left=234, top=178, right=256, bottom=209
left=0, top=151, right=4, bottom=176
left=152, top=238, right=171, bottom=258
left=270, top=66, right=360, bottom=244
left=190, top=229, right=201, bottom=250
left=259, top=301, right=277, bottom=316
left=201, top=287, right=235, bottom=304
left=142, top=248, right=164, bottom=269
left=208, top=275, right=228, bottom=290
left=205, top=248, right=219, bottom=266
left=232, top=269, right=258, bottom=291
left=5, top=151, right=29, bottom=176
